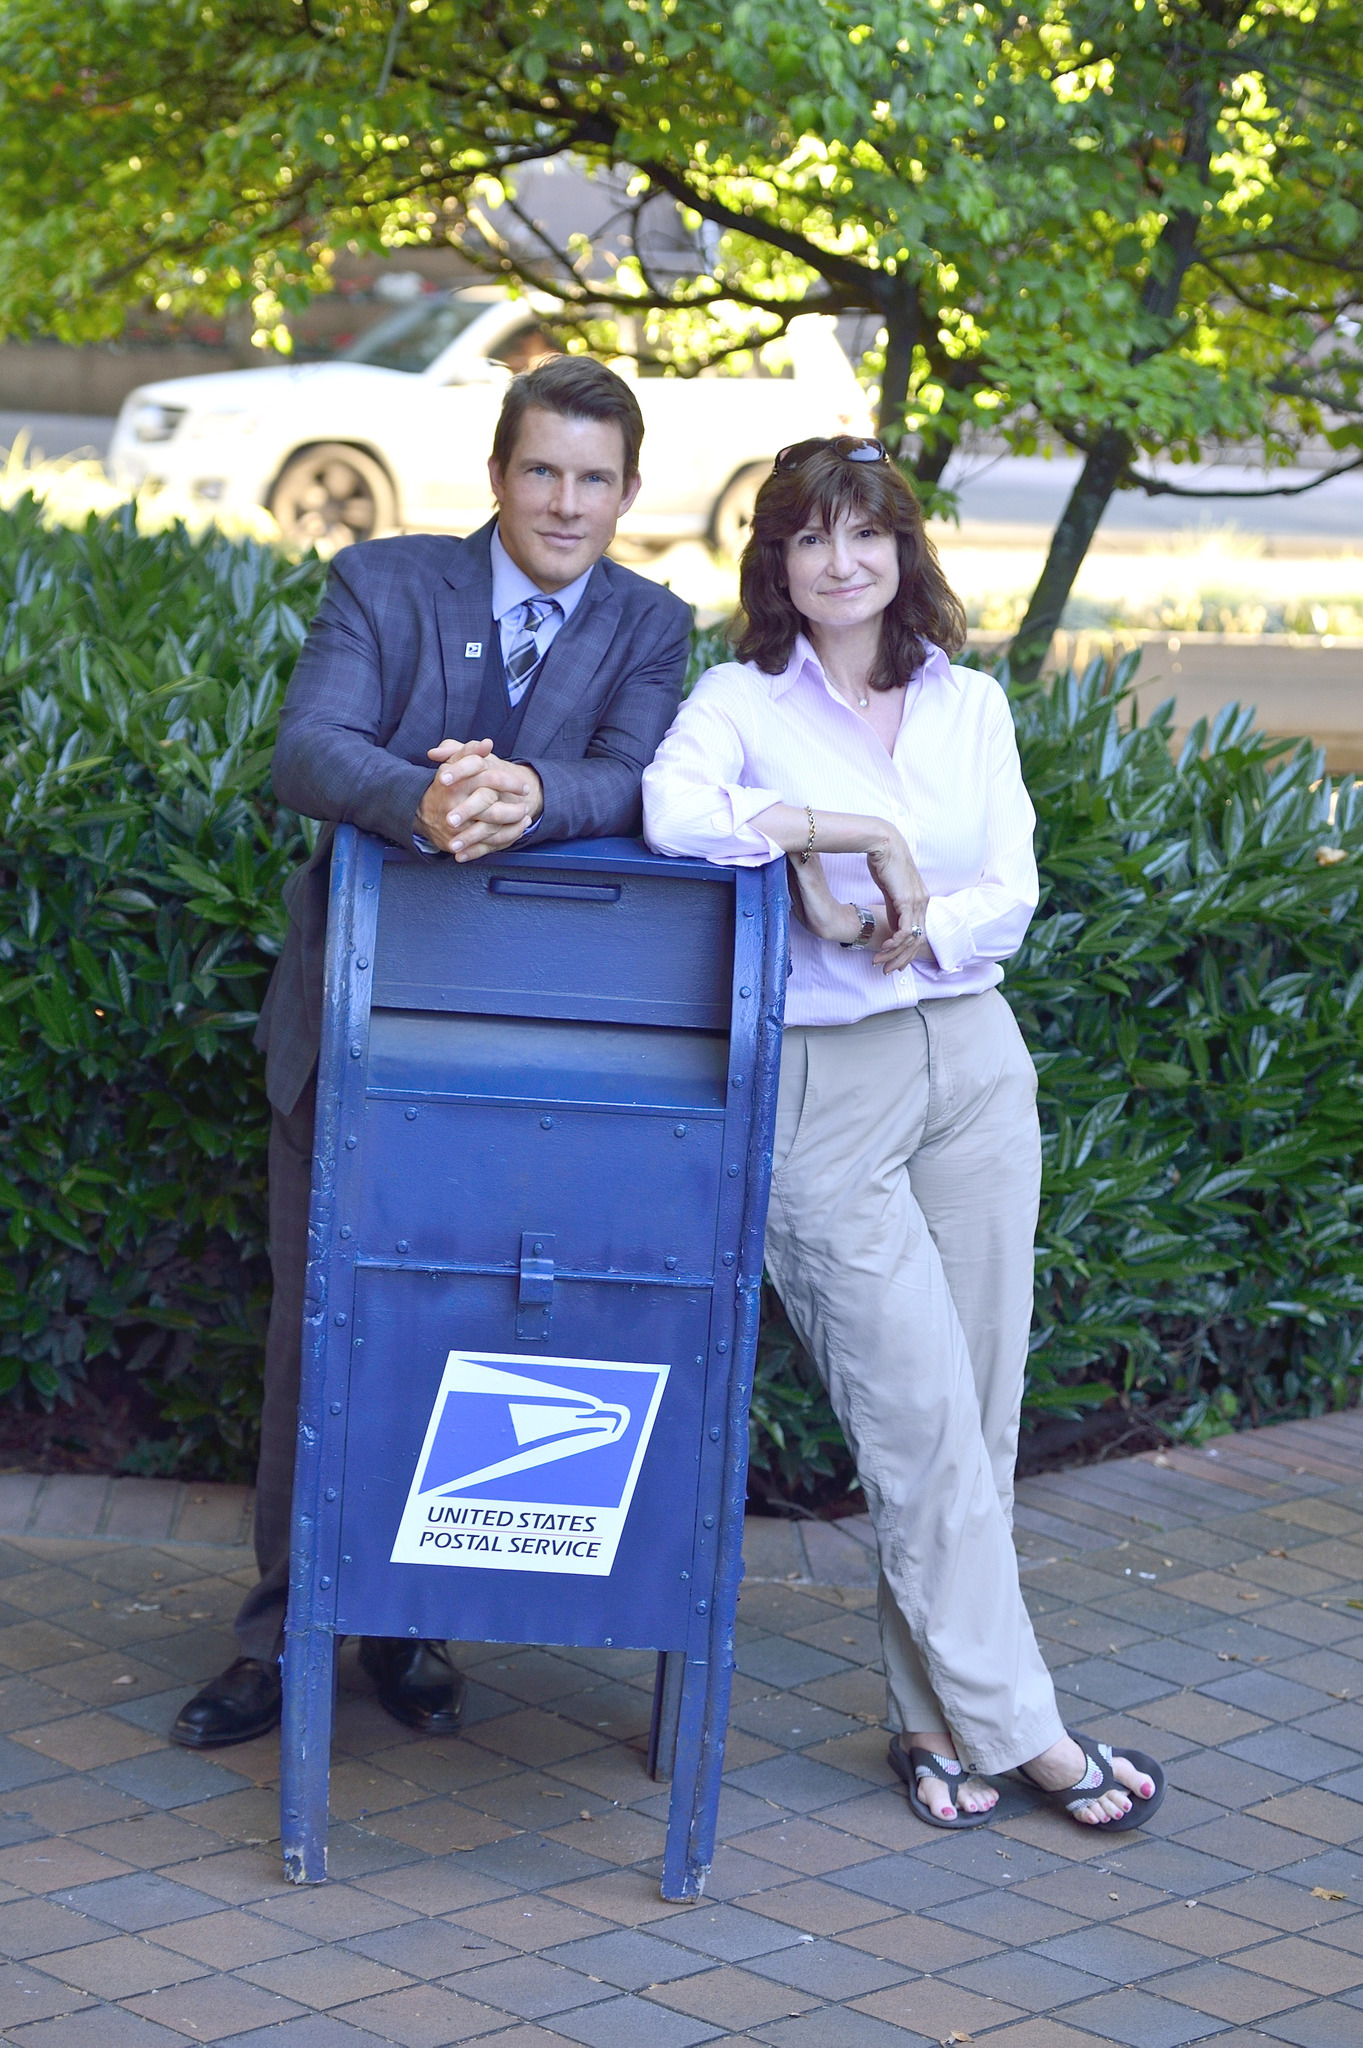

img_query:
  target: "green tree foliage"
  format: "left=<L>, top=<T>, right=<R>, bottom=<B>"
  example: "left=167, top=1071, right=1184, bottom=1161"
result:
left=3, top=505, right=1362, bottom=1489
left=1, top=0, right=1360, bottom=659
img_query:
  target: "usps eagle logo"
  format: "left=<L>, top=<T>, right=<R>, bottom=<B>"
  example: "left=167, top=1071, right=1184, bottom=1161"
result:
left=390, top=1352, right=669, bottom=1576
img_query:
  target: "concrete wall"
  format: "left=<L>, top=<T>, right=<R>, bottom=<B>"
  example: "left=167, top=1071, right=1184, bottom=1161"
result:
left=0, top=344, right=247, bottom=415
left=972, top=627, right=1363, bottom=772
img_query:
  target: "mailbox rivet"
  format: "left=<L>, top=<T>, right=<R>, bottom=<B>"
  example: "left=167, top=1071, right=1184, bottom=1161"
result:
left=673, top=1123, right=686, bottom=1138
left=722, top=1252, right=735, bottom=1267
left=664, top=1256, right=678, bottom=1270
left=345, top=1135, right=358, bottom=1150
left=363, top=880, right=375, bottom=890
left=743, top=906, right=754, bottom=917
left=319, top=1575, right=331, bottom=1589
left=703, top=1515, right=714, bottom=1529
left=709, top=1426, right=721, bottom=1441
left=716, top=1340, right=729, bottom=1354
left=696, top=1600, right=709, bottom=1615
left=340, top=1225, right=352, bottom=1240
left=540, top=1115, right=554, bottom=1130
left=727, top=1164, right=739, bottom=1177
left=739, top=985, right=751, bottom=998
left=334, top=1312, right=347, bottom=1326
left=329, top=1402, right=342, bottom=1415
left=408, top=1625, right=418, bottom=1636
left=533, top=1240, right=543, bottom=1254
left=325, top=1487, right=337, bottom=1501
left=604, top=1636, right=613, bottom=1646
left=732, top=1075, right=744, bottom=1088
left=404, top=1107, right=418, bottom=1122
left=342, top=1554, right=352, bottom=1564
left=397, top=1239, right=410, bottom=1253
left=350, top=1042, right=362, bottom=1058
left=356, top=956, right=369, bottom=971
left=680, top=1571, right=690, bottom=1581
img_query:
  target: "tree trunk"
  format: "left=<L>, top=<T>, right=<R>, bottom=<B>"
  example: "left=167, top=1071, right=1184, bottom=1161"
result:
left=912, top=428, right=955, bottom=494
left=1007, top=84, right=1213, bottom=684
left=875, top=289, right=919, bottom=458
left=1007, top=427, right=1132, bottom=685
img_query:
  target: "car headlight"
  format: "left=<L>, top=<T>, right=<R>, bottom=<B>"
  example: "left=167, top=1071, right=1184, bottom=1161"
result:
left=131, top=402, right=186, bottom=443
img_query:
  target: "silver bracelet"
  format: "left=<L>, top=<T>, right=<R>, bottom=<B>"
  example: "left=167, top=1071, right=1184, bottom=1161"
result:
left=839, top=906, right=876, bottom=949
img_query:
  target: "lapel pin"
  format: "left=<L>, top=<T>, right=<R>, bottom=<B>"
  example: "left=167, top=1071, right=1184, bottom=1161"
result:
left=464, top=640, right=483, bottom=658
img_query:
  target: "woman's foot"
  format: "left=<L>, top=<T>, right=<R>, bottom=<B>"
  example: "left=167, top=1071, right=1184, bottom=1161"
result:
left=1024, top=1734, right=1157, bottom=1824
left=900, top=1732, right=999, bottom=1823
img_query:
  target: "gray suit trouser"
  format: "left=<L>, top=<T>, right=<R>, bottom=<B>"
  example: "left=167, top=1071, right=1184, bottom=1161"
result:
left=233, top=1076, right=316, bottom=1664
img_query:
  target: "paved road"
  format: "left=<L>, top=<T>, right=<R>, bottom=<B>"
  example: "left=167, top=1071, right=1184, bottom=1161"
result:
left=0, top=411, right=114, bottom=462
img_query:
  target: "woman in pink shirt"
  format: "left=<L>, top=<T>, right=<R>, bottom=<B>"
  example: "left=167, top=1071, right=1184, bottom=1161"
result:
left=643, top=438, right=1163, bottom=1834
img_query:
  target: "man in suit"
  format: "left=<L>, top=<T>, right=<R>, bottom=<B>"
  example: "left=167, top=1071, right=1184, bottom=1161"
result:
left=172, top=355, right=692, bottom=1749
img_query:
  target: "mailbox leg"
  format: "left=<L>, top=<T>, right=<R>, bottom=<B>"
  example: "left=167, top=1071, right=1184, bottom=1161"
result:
left=661, top=1653, right=728, bottom=1900
left=280, top=1628, right=336, bottom=1884
left=647, top=1652, right=685, bottom=1783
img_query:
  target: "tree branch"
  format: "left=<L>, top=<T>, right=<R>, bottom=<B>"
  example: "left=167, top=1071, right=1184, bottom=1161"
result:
left=1128, top=454, right=1363, bottom=499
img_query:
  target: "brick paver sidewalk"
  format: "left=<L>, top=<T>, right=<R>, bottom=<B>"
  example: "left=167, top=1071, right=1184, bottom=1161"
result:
left=0, top=1414, right=1358, bottom=2046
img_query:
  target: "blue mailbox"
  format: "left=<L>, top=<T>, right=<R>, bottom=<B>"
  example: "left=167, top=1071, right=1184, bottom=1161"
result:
left=280, top=825, right=787, bottom=1900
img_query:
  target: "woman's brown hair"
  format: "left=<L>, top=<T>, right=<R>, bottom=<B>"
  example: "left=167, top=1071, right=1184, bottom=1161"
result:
left=735, top=445, right=967, bottom=688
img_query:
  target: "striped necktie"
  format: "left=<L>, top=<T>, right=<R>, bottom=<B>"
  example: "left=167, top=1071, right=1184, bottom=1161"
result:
left=504, top=596, right=560, bottom=705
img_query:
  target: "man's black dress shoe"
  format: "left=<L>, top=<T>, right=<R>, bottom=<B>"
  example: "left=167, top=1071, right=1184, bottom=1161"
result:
left=359, top=1637, right=466, bottom=1733
left=171, top=1656, right=281, bottom=1749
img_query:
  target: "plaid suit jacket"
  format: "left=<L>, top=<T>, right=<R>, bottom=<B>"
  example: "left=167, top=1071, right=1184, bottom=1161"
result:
left=255, top=522, right=691, bottom=1113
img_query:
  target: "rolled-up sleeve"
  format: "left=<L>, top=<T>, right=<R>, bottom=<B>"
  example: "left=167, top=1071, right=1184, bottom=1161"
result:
left=921, top=688, right=1038, bottom=974
left=643, top=674, right=784, bottom=866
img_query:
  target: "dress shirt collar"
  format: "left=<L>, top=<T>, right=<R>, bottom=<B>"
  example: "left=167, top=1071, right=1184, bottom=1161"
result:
left=768, top=631, right=959, bottom=701
left=489, top=522, right=594, bottom=626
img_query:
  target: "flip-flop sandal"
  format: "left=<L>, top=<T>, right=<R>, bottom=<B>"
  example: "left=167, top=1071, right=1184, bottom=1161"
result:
left=889, top=1739, right=995, bottom=1830
left=1019, top=1730, right=1166, bottom=1832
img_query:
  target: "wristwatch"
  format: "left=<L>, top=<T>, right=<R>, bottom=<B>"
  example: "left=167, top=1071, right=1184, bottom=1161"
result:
left=839, top=906, right=876, bottom=949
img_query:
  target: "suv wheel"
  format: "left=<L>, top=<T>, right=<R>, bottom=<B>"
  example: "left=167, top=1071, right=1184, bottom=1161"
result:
left=710, top=464, right=767, bottom=562
left=270, top=444, right=396, bottom=551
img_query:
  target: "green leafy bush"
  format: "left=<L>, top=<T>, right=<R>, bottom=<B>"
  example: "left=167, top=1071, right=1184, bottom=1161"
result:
left=0, top=499, right=325, bottom=1474
left=2, top=500, right=1361, bottom=1490
left=1013, top=657, right=1363, bottom=1436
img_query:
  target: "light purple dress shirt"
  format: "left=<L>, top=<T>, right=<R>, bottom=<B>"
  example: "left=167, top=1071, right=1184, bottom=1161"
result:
left=642, top=635, right=1039, bottom=1028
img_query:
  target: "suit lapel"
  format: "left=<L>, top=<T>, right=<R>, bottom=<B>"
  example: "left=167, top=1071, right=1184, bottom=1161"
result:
left=433, top=523, right=496, bottom=740
left=516, top=560, right=623, bottom=757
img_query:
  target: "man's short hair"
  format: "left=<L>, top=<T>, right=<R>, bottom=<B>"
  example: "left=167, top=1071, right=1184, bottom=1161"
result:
left=492, top=355, right=645, bottom=481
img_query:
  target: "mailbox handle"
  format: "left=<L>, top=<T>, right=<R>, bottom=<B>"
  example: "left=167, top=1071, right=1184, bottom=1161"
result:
left=517, top=1231, right=556, bottom=1341
left=489, top=877, right=622, bottom=904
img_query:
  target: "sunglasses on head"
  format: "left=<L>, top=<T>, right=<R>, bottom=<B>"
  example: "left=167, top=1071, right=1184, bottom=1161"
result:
left=773, top=435, right=890, bottom=473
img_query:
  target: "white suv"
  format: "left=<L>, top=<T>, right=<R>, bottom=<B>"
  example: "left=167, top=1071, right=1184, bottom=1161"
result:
left=109, top=287, right=872, bottom=557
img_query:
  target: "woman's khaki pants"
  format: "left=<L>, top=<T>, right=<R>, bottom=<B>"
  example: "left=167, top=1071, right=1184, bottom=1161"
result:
left=764, top=990, right=1066, bottom=1774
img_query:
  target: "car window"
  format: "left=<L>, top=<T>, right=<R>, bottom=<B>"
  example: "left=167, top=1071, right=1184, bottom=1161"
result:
left=489, top=322, right=566, bottom=374
left=340, top=295, right=493, bottom=374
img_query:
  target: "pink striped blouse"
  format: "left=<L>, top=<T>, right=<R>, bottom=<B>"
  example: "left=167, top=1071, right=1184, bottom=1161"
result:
left=641, top=636, right=1038, bottom=1028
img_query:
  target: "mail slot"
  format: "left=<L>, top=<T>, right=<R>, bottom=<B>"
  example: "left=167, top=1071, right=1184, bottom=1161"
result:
left=280, top=829, right=787, bottom=1900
